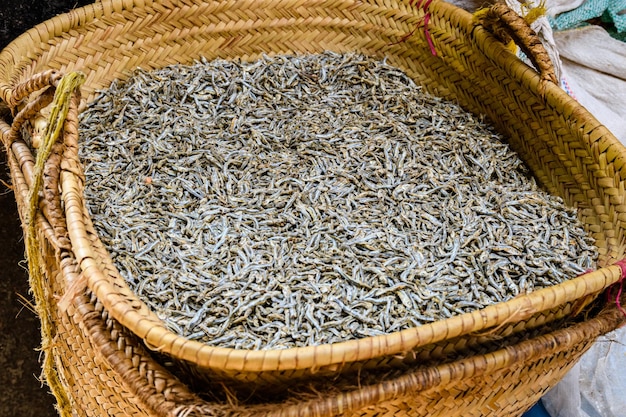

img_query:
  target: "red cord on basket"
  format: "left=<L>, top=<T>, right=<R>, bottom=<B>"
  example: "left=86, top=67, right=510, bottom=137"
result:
left=391, top=0, right=437, bottom=55
left=608, top=259, right=626, bottom=317
left=423, top=13, right=436, bottom=56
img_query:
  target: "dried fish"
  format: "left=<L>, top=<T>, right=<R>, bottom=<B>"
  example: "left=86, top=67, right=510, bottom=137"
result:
left=79, top=52, right=598, bottom=350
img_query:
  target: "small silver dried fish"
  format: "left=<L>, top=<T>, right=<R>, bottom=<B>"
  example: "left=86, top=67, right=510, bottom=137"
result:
left=79, top=52, right=598, bottom=350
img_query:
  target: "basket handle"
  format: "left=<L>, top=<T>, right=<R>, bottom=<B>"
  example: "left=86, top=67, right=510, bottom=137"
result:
left=473, top=2, right=558, bottom=89
left=1, top=71, right=84, bottom=250
left=0, top=107, right=11, bottom=145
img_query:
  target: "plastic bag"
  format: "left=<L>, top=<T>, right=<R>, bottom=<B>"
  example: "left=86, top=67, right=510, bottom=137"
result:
left=553, top=25, right=626, bottom=143
left=543, top=327, right=626, bottom=417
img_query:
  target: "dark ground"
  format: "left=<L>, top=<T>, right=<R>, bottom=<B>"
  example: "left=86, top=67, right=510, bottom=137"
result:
left=0, top=2, right=93, bottom=416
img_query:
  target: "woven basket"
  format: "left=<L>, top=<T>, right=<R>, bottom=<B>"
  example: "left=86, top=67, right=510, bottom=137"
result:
left=1, top=0, right=626, bottom=415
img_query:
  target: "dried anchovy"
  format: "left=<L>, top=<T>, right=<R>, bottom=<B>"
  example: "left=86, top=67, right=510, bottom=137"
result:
left=79, top=52, right=598, bottom=350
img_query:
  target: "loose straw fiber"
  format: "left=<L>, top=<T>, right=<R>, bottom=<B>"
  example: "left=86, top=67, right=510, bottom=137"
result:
left=0, top=0, right=625, bottom=416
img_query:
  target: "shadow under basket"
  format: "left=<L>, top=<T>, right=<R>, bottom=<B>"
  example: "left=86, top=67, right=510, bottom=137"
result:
left=1, top=0, right=626, bottom=416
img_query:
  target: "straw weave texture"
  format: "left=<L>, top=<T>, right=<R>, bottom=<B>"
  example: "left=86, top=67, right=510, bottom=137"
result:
left=1, top=0, right=625, bottom=415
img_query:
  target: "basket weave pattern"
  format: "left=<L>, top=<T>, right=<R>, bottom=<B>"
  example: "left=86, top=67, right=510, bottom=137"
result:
left=1, top=0, right=625, bottom=416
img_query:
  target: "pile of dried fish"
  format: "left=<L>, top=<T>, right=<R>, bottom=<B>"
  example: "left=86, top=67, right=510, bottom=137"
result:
left=79, top=52, right=598, bottom=350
